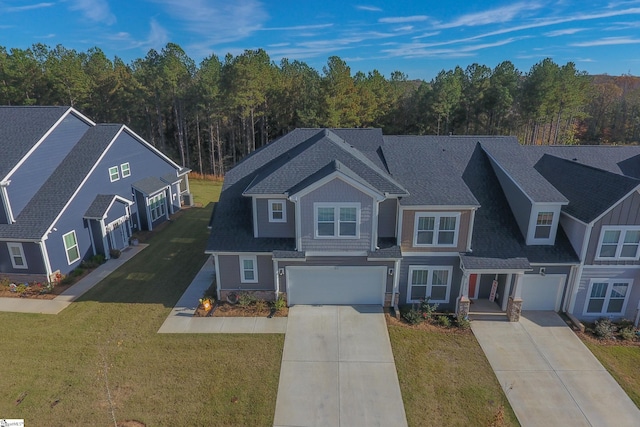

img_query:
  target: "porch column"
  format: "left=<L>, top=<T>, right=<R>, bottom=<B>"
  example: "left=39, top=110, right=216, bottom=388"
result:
left=502, top=274, right=513, bottom=312
left=507, top=272, right=524, bottom=322
left=456, top=271, right=471, bottom=319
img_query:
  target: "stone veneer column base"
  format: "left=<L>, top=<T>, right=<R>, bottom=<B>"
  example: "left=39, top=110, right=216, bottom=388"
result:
left=507, top=297, right=522, bottom=322
left=457, top=297, right=470, bottom=319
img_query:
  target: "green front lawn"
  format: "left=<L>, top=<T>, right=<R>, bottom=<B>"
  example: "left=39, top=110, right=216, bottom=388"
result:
left=0, top=179, right=285, bottom=426
left=389, top=324, right=519, bottom=427
left=583, top=342, right=640, bottom=408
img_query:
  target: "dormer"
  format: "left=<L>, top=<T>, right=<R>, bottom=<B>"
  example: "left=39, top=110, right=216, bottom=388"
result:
left=481, top=142, right=568, bottom=246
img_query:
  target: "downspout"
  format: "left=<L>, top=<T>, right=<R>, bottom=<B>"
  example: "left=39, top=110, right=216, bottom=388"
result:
left=393, top=258, right=401, bottom=313
left=213, top=254, right=222, bottom=301
left=466, top=208, right=476, bottom=252
left=273, top=257, right=279, bottom=300
left=39, top=239, right=53, bottom=280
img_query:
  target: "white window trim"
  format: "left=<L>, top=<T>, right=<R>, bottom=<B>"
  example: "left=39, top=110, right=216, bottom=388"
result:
left=268, top=199, right=287, bottom=223
left=148, top=193, right=167, bottom=222
left=239, top=255, right=258, bottom=283
left=527, top=206, right=561, bottom=245
left=313, top=202, right=361, bottom=239
left=583, top=278, right=633, bottom=316
left=595, top=226, right=640, bottom=261
left=62, top=230, right=80, bottom=265
left=534, top=211, right=554, bottom=240
left=121, top=162, right=131, bottom=178
left=7, top=242, right=28, bottom=269
left=413, top=212, right=460, bottom=248
left=406, top=265, right=453, bottom=304
left=109, top=166, right=120, bottom=182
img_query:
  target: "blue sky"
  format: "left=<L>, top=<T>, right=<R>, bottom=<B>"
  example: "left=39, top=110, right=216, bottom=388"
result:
left=1, top=0, right=640, bottom=80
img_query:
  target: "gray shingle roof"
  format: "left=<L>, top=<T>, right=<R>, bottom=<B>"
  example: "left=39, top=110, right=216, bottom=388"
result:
left=132, top=176, right=167, bottom=195
left=0, top=124, right=121, bottom=240
left=0, top=106, right=70, bottom=179
left=534, top=154, right=640, bottom=223
left=84, top=194, right=118, bottom=219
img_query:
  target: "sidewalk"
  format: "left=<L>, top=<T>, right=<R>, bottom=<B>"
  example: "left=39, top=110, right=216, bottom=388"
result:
left=0, top=244, right=148, bottom=314
left=157, top=256, right=288, bottom=334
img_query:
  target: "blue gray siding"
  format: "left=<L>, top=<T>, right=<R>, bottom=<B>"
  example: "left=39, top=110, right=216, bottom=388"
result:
left=89, top=220, right=105, bottom=256
left=560, top=214, right=587, bottom=259
left=256, top=198, right=295, bottom=238
left=587, top=190, right=640, bottom=265
left=573, top=266, right=640, bottom=321
left=134, top=189, right=148, bottom=230
left=0, top=241, right=46, bottom=275
left=105, top=201, right=128, bottom=224
left=488, top=156, right=532, bottom=240
left=0, top=196, right=8, bottom=224
left=218, top=254, right=274, bottom=290
left=6, top=114, right=90, bottom=218
left=299, top=178, right=374, bottom=252
left=399, top=256, right=462, bottom=311
left=378, top=198, right=397, bottom=238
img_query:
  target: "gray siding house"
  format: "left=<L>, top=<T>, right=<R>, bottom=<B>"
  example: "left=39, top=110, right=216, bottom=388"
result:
left=207, top=128, right=640, bottom=325
left=0, top=106, right=192, bottom=283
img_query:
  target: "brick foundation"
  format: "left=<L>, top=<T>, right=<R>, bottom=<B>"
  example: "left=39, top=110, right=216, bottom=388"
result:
left=507, top=297, right=523, bottom=322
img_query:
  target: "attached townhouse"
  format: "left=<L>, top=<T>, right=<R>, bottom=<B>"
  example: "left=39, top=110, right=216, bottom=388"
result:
left=206, top=128, right=640, bottom=324
left=0, top=106, right=192, bottom=284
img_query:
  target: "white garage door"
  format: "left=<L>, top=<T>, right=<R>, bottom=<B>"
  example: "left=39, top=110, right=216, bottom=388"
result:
left=520, top=274, right=565, bottom=311
left=286, top=266, right=386, bottom=305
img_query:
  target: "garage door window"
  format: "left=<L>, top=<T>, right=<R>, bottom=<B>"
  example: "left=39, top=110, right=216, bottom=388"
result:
left=585, top=279, right=632, bottom=315
left=408, top=266, right=452, bottom=304
left=239, top=255, right=258, bottom=283
left=314, top=203, right=360, bottom=238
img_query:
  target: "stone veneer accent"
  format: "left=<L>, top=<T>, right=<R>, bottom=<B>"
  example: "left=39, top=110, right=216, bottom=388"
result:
left=384, top=292, right=400, bottom=307
left=507, top=297, right=522, bottom=322
left=457, top=297, right=470, bottom=319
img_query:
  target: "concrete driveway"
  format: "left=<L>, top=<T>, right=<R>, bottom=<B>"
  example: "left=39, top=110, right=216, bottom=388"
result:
left=472, top=311, right=640, bottom=427
left=273, top=305, right=408, bottom=427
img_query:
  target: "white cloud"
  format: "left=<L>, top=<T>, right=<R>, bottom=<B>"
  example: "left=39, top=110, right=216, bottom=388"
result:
left=356, top=5, right=382, bottom=12
left=572, top=36, right=640, bottom=46
left=105, top=18, right=169, bottom=52
left=379, top=15, right=429, bottom=24
left=68, top=0, right=116, bottom=25
left=5, top=2, right=54, bottom=12
left=436, top=2, right=543, bottom=29
left=382, top=37, right=526, bottom=59
left=544, top=28, right=587, bottom=37
left=260, top=24, right=333, bottom=31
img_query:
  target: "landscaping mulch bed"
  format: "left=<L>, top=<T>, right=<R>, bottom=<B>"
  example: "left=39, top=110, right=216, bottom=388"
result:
left=210, top=301, right=288, bottom=318
left=0, top=279, right=79, bottom=300
left=576, top=329, right=640, bottom=347
left=385, top=311, right=472, bottom=334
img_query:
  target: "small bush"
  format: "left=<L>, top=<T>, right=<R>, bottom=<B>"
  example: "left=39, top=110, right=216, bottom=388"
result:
left=15, top=284, right=27, bottom=294
left=456, top=314, right=471, bottom=330
left=69, top=268, right=84, bottom=278
left=109, top=249, right=121, bottom=259
left=437, top=315, right=452, bottom=328
left=420, top=299, right=439, bottom=321
left=254, top=299, right=267, bottom=312
left=60, top=275, right=74, bottom=286
left=619, top=326, right=637, bottom=341
left=402, top=308, right=424, bottom=325
left=238, top=292, right=257, bottom=307
left=0, top=276, right=11, bottom=288
left=273, top=295, right=286, bottom=312
left=594, top=318, right=617, bottom=340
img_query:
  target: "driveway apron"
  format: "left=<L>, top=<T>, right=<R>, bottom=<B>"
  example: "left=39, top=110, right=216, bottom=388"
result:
left=273, top=305, right=408, bottom=427
left=472, top=311, right=640, bottom=427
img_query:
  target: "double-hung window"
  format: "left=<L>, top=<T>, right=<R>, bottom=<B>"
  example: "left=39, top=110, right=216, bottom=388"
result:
left=314, top=203, right=360, bottom=238
left=268, top=200, right=286, bottom=223
left=584, top=279, right=632, bottom=315
left=109, top=166, right=120, bottom=182
left=407, top=266, right=452, bottom=303
left=414, top=213, right=459, bottom=247
left=535, top=212, right=554, bottom=239
left=239, top=255, right=258, bottom=283
left=7, top=243, right=27, bottom=269
left=121, top=162, right=131, bottom=178
left=596, top=227, right=640, bottom=260
left=63, top=231, right=80, bottom=264
left=149, top=193, right=166, bottom=222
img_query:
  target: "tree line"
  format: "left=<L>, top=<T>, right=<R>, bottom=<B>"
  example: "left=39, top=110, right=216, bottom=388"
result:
left=1, top=43, right=639, bottom=175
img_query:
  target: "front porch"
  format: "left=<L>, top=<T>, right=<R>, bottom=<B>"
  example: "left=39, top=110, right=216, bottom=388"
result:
left=468, top=297, right=506, bottom=321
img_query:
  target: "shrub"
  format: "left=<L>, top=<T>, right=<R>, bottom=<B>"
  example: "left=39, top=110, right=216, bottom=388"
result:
left=402, top=308, right=423, bottom=325
left=456, top=314, right=471, bottom=330
left=0, top=276, right=11, bottom=288
left=254, top=299, right=267, bottom=312
left=15, top=284, right=27, bottom=294
left=437, top=315, right=452, bottom=328
left=109, top=249, right=121, bottom=259
left=238, top=291, right=257, bottom=307
left=619, top=326, right=637, bottom=341
left=420, top=298, right=439, bottom=321
left=273, top=295, right=286, bottom=312
left=594, top=318, right=616, bottom=340
left=70, top=268, right=84, bottom=278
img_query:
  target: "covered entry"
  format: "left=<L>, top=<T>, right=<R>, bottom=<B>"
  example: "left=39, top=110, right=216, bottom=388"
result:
left=286, top=266, right=386, bottom=305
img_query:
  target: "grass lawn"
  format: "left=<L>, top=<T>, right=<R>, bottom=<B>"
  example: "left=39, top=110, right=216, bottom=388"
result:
left=388, top=324, right=519, bottom=427
left=583, top=341, right=640, bottom=408
left=0, top=179, right=285, bottom=426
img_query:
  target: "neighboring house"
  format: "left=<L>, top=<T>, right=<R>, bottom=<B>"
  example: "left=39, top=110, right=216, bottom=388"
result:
left=205, top=128, right=640, bottom=324
left=0, top=106, right=192, bottom=284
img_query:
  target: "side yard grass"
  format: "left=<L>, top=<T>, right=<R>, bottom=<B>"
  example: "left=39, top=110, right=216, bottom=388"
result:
left=583, top=342, right=640, bottom=408
left=0, top=179, right=285, bottom=426
left=388, top=323, right=519, bottom=427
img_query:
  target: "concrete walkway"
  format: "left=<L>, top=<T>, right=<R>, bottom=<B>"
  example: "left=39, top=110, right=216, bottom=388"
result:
left=0, top=244, right=148, bottom=314
left=472, top=311, right=640, bottom=427
left=273, top=305, right=408, bottom=427
left=157, top=257, right=287, bottom=334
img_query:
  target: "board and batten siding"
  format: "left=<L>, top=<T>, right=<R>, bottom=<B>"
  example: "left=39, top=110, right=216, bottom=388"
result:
left=218, top=254, right=274, bottom=290
left=277, top=257, right=395, bottom=294
left=299, top=178, right=374, bottom=252
left=255, top=198, right=295, bottom=238
left=6, top=114, right=90, bottom=219
left=400, top=209, right=471, bottom=252
left=573, top=266, right=640, bottom=321
left=398, top=256, right=462, bottom=310
left=487, top=157, right=532, bottom=240
left=587, top=190, right=640, bottom=265
left=378, top=198, right=397, bottom=238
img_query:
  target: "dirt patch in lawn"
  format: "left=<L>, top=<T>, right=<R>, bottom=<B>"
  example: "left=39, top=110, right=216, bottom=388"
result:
left=209, top=301, right=288, bottom=318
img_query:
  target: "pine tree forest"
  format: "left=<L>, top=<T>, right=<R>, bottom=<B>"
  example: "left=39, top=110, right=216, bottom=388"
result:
left=2, top=43, right=639, bottom=175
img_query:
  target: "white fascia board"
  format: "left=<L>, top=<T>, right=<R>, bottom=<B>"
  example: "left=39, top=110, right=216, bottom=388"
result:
left=529, top=262, right=580, bottom=266
left=560, top=211, right=588, bottom=226
left=461, top=268, right=532, bottom=274
left=401, top=251, right=461, bottom=257
left=305, top=251, right=369, bottom=257
left=290, top=171, right=385, bottom=201
left=85, top=195, right=135, bottom=220
left=207, top=251, right=273, bottom=256
left=248, top=194, right=287, bottom=198
left=121, top=125, right=183, bottom=170
left=0, top=237, right=41, bottom=243
left=399, top=204, right=480, bottom=210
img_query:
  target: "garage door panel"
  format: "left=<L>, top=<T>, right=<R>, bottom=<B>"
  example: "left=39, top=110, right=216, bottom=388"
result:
left=287, top=266, right=386, bottom=305
left=521, top=275, right=565, bottom=311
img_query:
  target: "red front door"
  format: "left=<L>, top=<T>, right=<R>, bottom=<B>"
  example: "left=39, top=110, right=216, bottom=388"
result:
left=469, top=274, right=478, bottom=299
